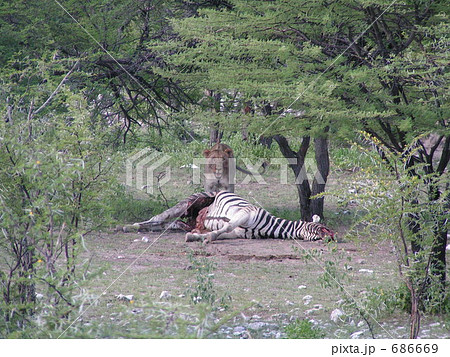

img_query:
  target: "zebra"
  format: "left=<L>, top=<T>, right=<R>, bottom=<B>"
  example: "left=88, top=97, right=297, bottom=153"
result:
left=185, top=191, right=335, bottom=244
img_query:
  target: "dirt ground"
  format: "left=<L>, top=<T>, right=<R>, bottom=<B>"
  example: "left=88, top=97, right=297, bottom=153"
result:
left=85, top=227, right=435, bottom=338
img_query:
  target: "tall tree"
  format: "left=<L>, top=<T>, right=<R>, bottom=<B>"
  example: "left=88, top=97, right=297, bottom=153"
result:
left=150, top=0, right=448, bottom=288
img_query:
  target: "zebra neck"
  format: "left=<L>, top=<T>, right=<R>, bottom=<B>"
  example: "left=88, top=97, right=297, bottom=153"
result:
left=261, top=213, right=299, bottom=239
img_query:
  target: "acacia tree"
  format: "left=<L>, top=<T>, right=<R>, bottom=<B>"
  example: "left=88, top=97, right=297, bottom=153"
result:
left=0, top=0, right=209, bottom=143
left=150, top=0, right=448, bottom=294
left=151, top=2, right=335, bottom=220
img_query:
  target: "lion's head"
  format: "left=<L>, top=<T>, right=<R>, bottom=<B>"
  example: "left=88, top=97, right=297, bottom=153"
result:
left=203, top=143, right=235, bottom=192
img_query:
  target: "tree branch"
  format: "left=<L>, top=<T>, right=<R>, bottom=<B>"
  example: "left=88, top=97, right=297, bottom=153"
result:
left=34, top=60, right=80, bottom=116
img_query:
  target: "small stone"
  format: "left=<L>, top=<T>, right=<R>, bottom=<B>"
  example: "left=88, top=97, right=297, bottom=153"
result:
left=250, top=315, right=262, bottom=320
left=248, top=322, right=267, bottom=330
left=117, top=255, right=125, bottom=259
left=357, top=259, right=366, bottom=264
left=285, top=300, right=295, bottom=306
left=178, top=294, right=185, bottom=298
left=142, top=236, right=149, bottom=243
left=297, top=285, right=307, bottom=290
left=159, top=291, right=171, bottom=300
left=345, top=265, right=353, bottom=271
left=313, top=304, right=323, bottom=310
left=302, top=295, right=313, bottom=305
left=304, top=309, right=316, bottom=315
left=233, top=326, right=246, bottom=334
left=357, top=320, right=365, bottom=327
left=330, top=308, right=345, bottom=323
left=350, top=331, right=364, bottom=339
left=116, top=294, right=134, bottom=301
left=359, top=269, right=374, bottom=274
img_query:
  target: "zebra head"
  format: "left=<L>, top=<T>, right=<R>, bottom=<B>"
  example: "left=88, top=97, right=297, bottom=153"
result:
left=295, top=221, right=335, bottom=241
left=318, top=224, right=335, bottom=241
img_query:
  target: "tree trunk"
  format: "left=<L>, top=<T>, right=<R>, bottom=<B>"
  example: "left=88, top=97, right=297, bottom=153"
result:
left=274, top=130, right=330, bottom=221
left=274, top=134, right=313, bottom=221
left=311, top=131, right=330, bottom=218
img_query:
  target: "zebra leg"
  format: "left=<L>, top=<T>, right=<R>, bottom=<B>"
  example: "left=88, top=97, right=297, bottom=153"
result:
left=186, top=210, right=250, bottom=244
left=207, top=228, right=243, bottom=240
left=185, top=232, right=207, bottom=242
left=205, top=211, right=251, bottom=244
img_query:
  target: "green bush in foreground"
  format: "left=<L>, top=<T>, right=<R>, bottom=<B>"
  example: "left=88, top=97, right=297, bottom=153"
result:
left=285, top=319, right=325, bottom=339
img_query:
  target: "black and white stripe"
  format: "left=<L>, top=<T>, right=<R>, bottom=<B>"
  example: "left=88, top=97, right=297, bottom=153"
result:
left=187, top=191, right=334, bottom=243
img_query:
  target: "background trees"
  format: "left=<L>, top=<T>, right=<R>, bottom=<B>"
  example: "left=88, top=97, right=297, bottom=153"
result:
left=0, top=0, right=447, bottom=337
left=151, top=0, right=448, bottom=272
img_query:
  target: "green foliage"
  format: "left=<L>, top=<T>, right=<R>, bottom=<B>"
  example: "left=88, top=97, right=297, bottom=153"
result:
left=284, top=319, right=325, bottom=339
left=0, top=67, right=121, bottom=335
left=330, top=146, right=378, bottom=172
left=328, top=134, right=450, bottom=337
left=107, top=186, right=168, bottom=223
left=186, top=253, right=231, bottom=310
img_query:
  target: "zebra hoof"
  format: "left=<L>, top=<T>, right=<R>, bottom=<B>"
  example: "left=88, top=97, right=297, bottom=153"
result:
left=202, top=238, right=210, bottom=245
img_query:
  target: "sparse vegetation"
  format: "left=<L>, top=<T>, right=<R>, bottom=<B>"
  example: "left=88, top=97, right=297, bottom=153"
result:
left=0, top=0, right=447, bottom=340
left=285, top=319, right=325, bottom=339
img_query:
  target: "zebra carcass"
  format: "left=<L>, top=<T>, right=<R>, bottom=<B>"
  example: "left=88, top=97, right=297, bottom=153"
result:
left=123, top=191, right=335, bottom=245
left=122, top=192, right=216, bottom=233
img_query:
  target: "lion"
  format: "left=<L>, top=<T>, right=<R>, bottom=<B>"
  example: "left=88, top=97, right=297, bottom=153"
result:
left=203, top=143, right=235, bottom=193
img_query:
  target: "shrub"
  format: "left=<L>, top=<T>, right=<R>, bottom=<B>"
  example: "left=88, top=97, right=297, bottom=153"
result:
left=285, top=319, right=325, bottom=339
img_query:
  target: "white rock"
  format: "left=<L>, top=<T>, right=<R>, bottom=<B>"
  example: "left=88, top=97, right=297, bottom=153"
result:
left=302, top=295, right=313, bottom=305
left=297, top=285, right=307, bottom=290
left=248, top=322, right=267, bottom=330
left=233, top=326, right=246, bottom=334
left=312, top=215, right=320, bottom=223
left=313, top=304, right=323, bottom=310
left=359, top=269, right=374, bottom=274
left=357, top=320, right=365, bottom=327
left=117, top=255, right=125, bottom=259
left=330, top=308, right=345, bottom=323
left=142, top=236, right=149, bottom=242
left=350, top=330, right=364, bottom=339
left=116, top=294, right=134, bottom=301
left=159, top=291, right=171, bottom=300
